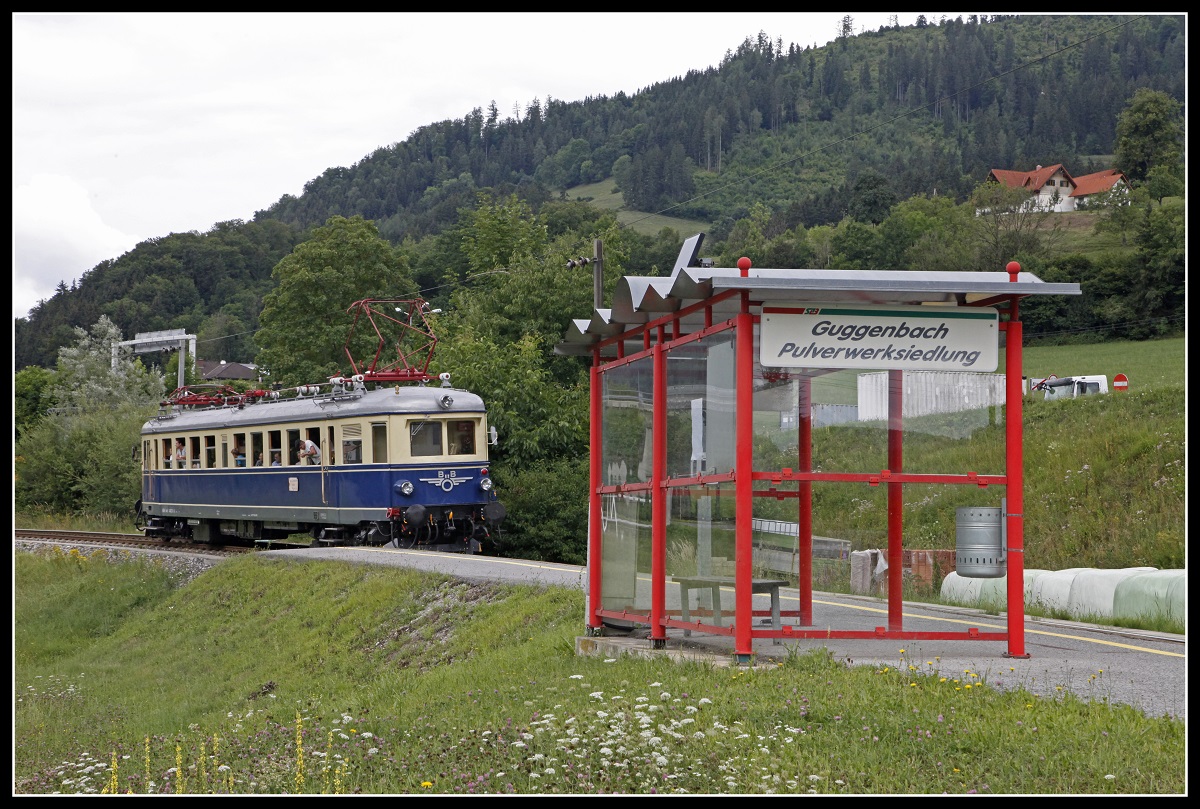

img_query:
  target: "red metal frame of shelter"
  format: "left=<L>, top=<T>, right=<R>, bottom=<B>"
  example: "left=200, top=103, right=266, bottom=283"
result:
left=582, top=260, right=1037, bottom=663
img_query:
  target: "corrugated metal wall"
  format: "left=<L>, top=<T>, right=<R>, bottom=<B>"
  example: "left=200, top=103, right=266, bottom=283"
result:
left=857, top=371, right=1006, bottom=421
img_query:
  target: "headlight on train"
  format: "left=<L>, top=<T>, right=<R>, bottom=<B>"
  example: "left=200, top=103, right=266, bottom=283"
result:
left=480, top=476, right=493, bottom=492
left=395, top=480, right=415, bottom=497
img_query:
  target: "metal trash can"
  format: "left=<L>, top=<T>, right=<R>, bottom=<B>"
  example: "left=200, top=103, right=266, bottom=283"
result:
left=955, top=506, right=1006, bottom=578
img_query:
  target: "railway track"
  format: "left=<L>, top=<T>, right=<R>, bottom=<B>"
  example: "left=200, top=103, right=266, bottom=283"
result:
left=13, top=528, right=269, bottom=556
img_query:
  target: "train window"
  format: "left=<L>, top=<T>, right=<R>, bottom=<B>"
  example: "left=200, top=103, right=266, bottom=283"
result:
left=251, top=432, right=264, bottom=466
left=232, top=433, right=247, bottom=467
left=326, top=426, right=335, bottom=465
left=371, top=423, right=387, bottom=463
left=342, top=423, right=363, bottom=464
left=305, top=429, right=323, bottom=465
left=163, top=439, right=174, bottom=470
left=409, top=419, right=443, bottom=457
left=449, top=420, right=476, bottom=455
left=206, top=435, right=218, bottom=469
left=287, top=429, right=301, bottom=465
left=189, top=437, right=201, bottom=468
left=173, top=438, right=187, bottom=468
left=269, top=430, right=283, bottom=466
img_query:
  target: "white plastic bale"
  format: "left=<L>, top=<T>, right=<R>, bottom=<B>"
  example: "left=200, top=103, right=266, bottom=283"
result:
left=1112, top=569, right=1186, bottom=628
left=850, top=551, right=874, bottom=594
left=1067, top=568, right=1157, bottom=620
left=977, top=569, right=1049, bottom=606
left=938, top=571, right=982, bottom=606
left=1028, top=568, right=1089, bottom=613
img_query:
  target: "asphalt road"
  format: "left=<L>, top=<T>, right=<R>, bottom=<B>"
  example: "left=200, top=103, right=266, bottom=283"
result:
left=265, top=545, right=1186, bottom=721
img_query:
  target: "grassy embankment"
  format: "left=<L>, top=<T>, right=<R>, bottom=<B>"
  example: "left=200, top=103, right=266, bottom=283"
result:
left=14, top=547, right=1185, bottom=795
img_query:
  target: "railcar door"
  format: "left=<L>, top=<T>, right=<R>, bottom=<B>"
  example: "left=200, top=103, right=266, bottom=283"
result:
left=143, top=438, right=159, bottom=503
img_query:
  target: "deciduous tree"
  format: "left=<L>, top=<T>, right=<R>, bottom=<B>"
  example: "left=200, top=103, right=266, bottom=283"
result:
left=255, top=216, right=417, bottom=386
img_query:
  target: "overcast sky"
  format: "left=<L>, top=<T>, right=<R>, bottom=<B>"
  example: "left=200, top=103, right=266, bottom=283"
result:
left=13, top=12, right=938, bottom=321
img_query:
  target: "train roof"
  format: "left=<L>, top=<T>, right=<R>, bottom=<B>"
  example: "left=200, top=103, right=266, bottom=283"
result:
left=142, top=383, right=486, bottom=435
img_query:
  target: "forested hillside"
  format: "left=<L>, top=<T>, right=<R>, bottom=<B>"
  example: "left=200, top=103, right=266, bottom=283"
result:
left=14, top=14, right=1183, bottom=371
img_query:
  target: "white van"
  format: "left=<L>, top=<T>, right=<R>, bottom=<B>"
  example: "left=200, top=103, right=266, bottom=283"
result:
left=1028, top=375, right=1109, bottom=401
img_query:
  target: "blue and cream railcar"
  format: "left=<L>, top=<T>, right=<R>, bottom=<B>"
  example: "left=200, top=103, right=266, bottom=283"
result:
left=137, top=378, right=505, bottom=552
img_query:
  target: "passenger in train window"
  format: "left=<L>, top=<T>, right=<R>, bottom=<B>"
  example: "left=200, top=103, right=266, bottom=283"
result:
left=296, top=438, right=321, bottom=465
left=271, top=451, right=282, bottom=466
left=254, top=452, right=263, bottom=467
left=234, top=442, right=247, bottom=467
left=175, top=439, right=187, bottom=468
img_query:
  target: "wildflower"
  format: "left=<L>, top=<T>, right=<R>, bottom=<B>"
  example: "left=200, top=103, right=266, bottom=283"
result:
left=422, top=780, right=434, bottom=788
left=569, top=674, right=584, bottom=679
left=1104, top=775, right=1115, bottom=781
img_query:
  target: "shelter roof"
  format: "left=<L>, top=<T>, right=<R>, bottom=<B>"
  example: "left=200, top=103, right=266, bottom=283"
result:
left=555, top=233, right=1082, bottom=357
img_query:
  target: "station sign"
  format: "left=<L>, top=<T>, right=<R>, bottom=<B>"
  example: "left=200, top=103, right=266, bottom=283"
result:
left=760, top=303, right=999, bottom=372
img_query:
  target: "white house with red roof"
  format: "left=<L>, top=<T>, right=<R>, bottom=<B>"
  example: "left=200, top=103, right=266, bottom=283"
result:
left=986, top=164, right=1130, bottom=212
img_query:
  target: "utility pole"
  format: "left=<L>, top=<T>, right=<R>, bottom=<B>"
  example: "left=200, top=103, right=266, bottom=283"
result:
left=593, top=239, right=604, bottom=310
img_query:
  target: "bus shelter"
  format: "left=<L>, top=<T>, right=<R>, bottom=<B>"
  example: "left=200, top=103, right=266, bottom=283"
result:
left=555, top=234, right=1081, bottom=662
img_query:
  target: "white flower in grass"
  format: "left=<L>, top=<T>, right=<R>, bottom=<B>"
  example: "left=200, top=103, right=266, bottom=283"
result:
left=590, top=691, right=604, bottom=699
left=650, top=682, right=662, bottom=687
left=569, top=674, right=584, bottom=679
left=361, top=732, right=373, bottom=739
left=698, top=698, right=712, bottom=705
left=1104, top=774, right=1116, bottom=781
left=660, top=692, right=671, bottom=700
left=511, top=741, right=527, bottom=748
left=655, top=755, right=668, bottom=766
left=808, top=774, right=822, bottom=781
